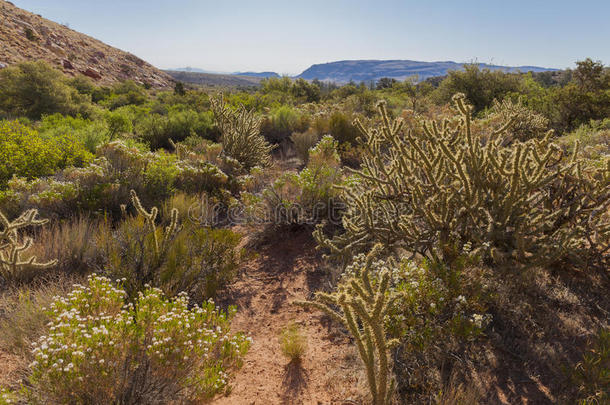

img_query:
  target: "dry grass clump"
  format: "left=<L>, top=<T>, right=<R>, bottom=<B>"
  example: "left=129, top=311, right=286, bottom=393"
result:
left=280, top=323, right=308, bottom=364
left=0, top=275, right=77, bottom=386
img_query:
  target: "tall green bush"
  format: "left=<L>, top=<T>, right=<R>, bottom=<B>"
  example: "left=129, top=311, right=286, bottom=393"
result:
left=0, top=61, right=91, bottom=119
left=0, top=120, right=92, bottom=188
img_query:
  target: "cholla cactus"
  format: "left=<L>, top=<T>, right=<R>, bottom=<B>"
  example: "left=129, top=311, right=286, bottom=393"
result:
left=0, top=208, right=57, bottom=282
left=488, top=97, right=550, bottom=143
left=315, top=94, right=610, bottom=266
left=297, top=245, right=399, bottom=405
left=129, top=190, right=179, bottom=257
left=211, top=95, right=274, bottom=170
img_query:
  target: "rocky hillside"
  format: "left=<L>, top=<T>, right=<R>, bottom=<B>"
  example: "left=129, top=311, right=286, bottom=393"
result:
left=298, top=59, right=557, bottom=83
left=0, top=0, right=172, bottom=87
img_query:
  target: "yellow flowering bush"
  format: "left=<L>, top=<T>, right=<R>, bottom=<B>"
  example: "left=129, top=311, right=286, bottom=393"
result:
left=27, top=275, right=250, bottom=404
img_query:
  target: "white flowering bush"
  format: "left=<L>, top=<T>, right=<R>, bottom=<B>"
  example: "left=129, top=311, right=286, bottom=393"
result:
left=26, top=275, right=250, bottom=404
left=377, top=252, right=492, bottom=400
left=0, top=388, right=16, bottom=405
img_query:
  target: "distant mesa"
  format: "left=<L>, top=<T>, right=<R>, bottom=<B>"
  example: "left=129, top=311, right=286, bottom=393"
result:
left=296, top=60, right=558, bottom=84
left=233, top=71, right=280, bottom=78
left=168, top=59, right=557, bottom=87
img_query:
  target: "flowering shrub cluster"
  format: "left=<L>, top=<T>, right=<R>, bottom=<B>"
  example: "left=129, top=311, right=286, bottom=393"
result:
left=27, top=275, right=250, bottom=404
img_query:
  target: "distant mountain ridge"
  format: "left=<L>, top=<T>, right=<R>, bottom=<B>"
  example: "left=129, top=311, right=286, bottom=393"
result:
left=0, top=0, right=172, bottom=87
left=297, top=59, right=557, bottom=83
left=171, top=59, right=557, bottom=87
left=234, top=71, right=280, bottom=78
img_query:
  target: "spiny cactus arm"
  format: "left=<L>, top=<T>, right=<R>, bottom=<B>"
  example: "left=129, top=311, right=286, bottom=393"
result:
left=342, top=299, right=378, bottom=403
left=130, top=190, right=160, bottom=255
left=0, top=237, right=57, bottom=276
left=0, top=209, right=48, bottom=242
left=362, top=324, right=380, bottom=403
left=372, top=272, right=390, bottom=320
left=293, top=298, right=344, bottom=326
left=161, top=208, right=180, bottom=251
left=491, top=114, right=516, bottom=138
left=351, top=272, right=394, bottom=405
left=350, top=278, right=374, bottom=304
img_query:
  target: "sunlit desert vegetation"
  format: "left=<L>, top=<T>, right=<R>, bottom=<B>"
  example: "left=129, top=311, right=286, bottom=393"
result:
left=0, top=58, right=608, bottom=404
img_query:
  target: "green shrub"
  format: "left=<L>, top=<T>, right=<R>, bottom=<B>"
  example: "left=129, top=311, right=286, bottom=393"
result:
left=315, top=96, right=610, bottom=267
left=24, top=28, right=38, bottom=41
left=104, top=109, right=133, bottom=140
left=136, top=110, right=216, bottom=150
left=162, top=227, right=243, bottom=300
left=68, top=76, right=96, bottom=96
left=245, top=135, right=342, bottom=227
left=143, top=151, right=179, bottom=201
left=101, top=80, right=148, bottom=109
left=0, top=121, right=92, bottom=188
left=101, top=192, right=242, bottom=301
left=290, top=129, right=320, bottom=164
left=260, top=105, right=310, bottom=144
left=38, top=114, right=110, bottom=154
left=26, top=275, right=250, bottom=404
left=0, top=140, right=238, bottom=219
left=433, top=64, right=523, bottom=114
left=329, top=111, right=359, bottom=145
left=550, top=59, right=610, bottom=131
left=0, top=61, right=92, bottom=119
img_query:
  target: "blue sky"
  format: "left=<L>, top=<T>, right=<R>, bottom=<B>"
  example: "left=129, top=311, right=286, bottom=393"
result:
left=11, top=0, right=610, bottom=75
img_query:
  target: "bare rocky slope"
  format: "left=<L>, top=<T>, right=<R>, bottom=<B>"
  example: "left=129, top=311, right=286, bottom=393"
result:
left=0, top=0, right=172, bottom=87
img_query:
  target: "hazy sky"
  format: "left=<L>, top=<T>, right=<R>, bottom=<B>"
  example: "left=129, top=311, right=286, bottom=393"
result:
left=10, top=0, right=610, bottom=75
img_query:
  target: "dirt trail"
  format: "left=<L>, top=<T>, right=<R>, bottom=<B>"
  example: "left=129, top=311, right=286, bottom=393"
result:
left=213, top=228, right=366, bottom=405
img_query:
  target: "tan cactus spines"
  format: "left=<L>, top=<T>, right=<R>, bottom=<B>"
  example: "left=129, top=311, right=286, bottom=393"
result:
left=297, top=245, right=399, bottom=405
left=0, top=208, right=57, bottom=281
left=315, top=94, right=610, bottom=266
left=211, top=95, right=274, bottom=170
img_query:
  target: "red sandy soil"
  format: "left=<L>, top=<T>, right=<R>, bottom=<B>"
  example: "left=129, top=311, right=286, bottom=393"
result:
left=213, top=227, right=368, bottom=405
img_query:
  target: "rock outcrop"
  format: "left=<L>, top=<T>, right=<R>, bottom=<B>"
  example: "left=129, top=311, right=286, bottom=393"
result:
left=0, top=0, right=173, bottom=87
